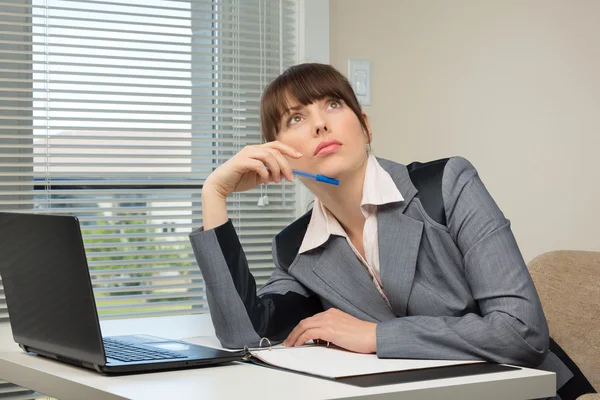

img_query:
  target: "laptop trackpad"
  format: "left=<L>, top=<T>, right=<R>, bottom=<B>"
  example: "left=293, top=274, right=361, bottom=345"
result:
left=148, top=342, right=191, bottom=352
left=108, top=335, right=193, bottom=353
left=110, top=334, right=171, bottom=344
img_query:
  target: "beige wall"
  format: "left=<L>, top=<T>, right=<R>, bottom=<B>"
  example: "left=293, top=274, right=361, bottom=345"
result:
left=330, top=0, right=600, bottom=262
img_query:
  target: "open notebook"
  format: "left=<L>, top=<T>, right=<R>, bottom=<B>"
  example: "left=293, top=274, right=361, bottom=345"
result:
left=183, top=336, right=519, bottom=387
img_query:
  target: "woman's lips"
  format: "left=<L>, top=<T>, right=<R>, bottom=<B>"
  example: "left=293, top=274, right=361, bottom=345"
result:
left=315, top=143, right=341, bottom=156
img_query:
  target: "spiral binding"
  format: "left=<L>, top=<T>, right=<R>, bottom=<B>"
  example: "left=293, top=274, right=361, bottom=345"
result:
left=242, top=337, right=273, bottom=360
left=242, top=337, right=330, bottom=360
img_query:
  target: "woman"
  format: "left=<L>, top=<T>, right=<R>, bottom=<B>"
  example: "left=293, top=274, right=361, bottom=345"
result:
left=190, top=63, right=575, bottom=396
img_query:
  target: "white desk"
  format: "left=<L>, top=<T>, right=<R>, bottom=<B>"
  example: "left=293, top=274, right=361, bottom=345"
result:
left=0, top=314, right=555, bottom=400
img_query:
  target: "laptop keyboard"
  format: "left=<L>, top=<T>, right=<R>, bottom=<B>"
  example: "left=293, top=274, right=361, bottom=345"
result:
left=103, top=337, right=187, bottom=363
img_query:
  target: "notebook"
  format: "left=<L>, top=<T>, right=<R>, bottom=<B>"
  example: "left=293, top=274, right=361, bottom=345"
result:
left=183, top=336, right=520, bottom=387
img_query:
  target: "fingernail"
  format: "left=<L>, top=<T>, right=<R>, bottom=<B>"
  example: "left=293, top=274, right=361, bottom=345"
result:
left=295, top=152, right=303, bottom=157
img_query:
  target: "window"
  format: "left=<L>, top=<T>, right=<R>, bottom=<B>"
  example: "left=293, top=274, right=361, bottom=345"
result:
left=0, top=0, right=297, bottom=321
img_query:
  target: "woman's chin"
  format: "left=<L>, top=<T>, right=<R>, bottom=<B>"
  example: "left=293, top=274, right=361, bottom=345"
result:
left=315, top=155, right=364, bottom=179
left=316, top=165, right=348, bottom=179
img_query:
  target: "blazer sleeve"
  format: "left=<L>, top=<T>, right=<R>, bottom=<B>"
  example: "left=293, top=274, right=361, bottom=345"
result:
left=189, top=220, right=322, bottom=349
left=376, top=157, right=549, bottom=368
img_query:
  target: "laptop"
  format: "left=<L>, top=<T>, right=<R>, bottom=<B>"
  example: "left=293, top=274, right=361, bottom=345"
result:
left=0, top=212, right=245, bottom=374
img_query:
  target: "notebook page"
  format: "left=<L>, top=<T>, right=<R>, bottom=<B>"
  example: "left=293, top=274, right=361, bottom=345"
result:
left=251, top=346, right=483, bottom=379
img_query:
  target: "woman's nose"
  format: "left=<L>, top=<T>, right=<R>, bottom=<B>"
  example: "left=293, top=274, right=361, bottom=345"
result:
left=315, top=125, right=328, bottom=135
left=314, top=115, right=329, bottom=136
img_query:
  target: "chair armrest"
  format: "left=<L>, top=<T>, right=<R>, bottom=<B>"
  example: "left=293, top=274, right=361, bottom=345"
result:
left=577, top=394, right=600, bottom=400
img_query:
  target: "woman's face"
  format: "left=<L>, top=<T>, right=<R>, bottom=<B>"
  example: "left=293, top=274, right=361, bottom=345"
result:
left=276, top=96, right=370, bottom=180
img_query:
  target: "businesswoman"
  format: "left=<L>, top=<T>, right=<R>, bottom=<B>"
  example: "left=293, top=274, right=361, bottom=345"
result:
left=189, top=63, right=577, bottom=397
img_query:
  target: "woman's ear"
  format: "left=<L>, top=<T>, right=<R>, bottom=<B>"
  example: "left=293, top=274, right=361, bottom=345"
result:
left=362, top=112, right=373, bottom=144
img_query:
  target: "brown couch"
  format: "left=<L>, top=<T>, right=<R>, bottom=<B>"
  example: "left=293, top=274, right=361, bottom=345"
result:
left=529, top=250, right=600, bottom=399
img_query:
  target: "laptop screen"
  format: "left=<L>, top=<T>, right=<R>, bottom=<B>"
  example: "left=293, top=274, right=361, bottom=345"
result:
left=0, top=212, right=106, bottom=366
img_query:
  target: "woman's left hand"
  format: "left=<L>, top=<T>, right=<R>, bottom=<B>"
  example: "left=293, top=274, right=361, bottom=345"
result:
left=282, top=308, right=377, bottom=354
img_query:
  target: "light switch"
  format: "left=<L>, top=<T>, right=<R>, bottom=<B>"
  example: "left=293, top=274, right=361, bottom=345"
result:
left=348, top=59, right=371, bottom=106
left=354, top=69, right=367, bottom=95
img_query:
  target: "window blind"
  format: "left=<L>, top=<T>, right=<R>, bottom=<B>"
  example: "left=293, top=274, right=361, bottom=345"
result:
left=0, top=0, right=297, bottom=321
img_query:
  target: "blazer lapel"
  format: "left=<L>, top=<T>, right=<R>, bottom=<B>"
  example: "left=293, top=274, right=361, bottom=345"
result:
left=377, top=158, right=423, bottom=317
left=312, top=236, right=394, bottom=322
left=378, top=206, right=423, bottom=317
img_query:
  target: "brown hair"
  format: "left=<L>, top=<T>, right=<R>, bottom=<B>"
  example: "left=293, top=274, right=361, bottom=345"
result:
left=259, top=63, right=369, bottom=143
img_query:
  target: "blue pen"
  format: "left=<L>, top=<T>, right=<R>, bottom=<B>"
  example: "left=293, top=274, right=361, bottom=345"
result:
left=265, top=165, right=340, bottom=186
left=292, top=169, right=339, bottom=186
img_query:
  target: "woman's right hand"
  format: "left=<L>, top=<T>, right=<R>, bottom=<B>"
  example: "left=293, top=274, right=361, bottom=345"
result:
left=203, top=141, right=303, bottom=200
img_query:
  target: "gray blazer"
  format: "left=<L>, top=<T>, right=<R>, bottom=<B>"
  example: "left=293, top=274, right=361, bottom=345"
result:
left=190, top=156, right=572, bottom=394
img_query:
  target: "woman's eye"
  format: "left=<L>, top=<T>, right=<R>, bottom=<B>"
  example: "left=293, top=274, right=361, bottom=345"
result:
left=328, top=100, right=341, bottom=110
left=288, top=115, right=302, bottom=125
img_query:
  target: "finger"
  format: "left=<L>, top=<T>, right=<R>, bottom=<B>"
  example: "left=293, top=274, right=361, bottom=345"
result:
left=260, top=150, right=282, bottom=183
left=283, top=314, right=327, bottom=346
left=283, top=325, right=302, bottom=347
left=288, top=310, right=344, bottom=346
left=283, top=321, right=308, bottom=347
left=266, top=148, right=294, bottom=182
left=248, top=148, right=281, bottom=183
left=263, top=141, right=303, bottom=159
left=294, top=328, right=327, bottom=347
left=246, top=159, right=270, bottom=185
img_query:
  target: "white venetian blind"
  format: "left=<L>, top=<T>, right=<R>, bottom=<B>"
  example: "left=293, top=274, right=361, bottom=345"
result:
left=0, top=0, right=297, bottom=321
